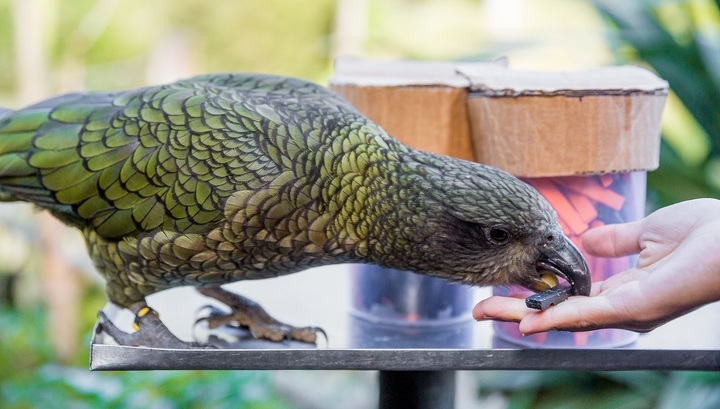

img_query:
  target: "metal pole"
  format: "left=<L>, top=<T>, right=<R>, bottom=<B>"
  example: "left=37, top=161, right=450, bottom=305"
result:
left=378, top=370, right=455, bottom=409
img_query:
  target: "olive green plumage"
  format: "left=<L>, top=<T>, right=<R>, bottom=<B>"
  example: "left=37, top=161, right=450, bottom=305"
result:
left=0, top=73, right=585, bottom=309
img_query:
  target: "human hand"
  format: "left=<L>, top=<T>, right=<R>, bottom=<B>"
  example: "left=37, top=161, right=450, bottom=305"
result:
left=473, top=198, right=720, bottom=334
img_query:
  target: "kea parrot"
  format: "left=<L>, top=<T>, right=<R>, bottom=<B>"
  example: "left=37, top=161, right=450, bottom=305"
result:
left=0, top=73, right=590, bottom=348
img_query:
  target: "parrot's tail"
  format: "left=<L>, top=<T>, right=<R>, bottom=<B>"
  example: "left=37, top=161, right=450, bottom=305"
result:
left=0, top=107, right=18, bottom=202
left=0, top=105, right=42, bottom=204
left=0, top=102, right=85, bottom=227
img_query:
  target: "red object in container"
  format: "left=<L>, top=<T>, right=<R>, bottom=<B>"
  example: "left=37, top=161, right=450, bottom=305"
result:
left=493, top=171, right=646, bottom=348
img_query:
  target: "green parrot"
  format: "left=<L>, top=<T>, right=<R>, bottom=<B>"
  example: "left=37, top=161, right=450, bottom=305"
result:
left=0, top=73, right=589, bottom=348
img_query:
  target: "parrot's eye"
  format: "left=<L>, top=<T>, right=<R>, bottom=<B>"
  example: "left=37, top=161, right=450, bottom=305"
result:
left=488, top=227, right=511, bottom=245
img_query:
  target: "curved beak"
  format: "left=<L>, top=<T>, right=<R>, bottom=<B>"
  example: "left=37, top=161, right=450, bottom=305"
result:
left=536, top=235, right=591, bottom=296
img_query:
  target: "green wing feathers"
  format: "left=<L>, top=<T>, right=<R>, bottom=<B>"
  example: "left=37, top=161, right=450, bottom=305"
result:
left=0, top=73, right=377, bottom=240
left=0, top=73, right=417, bottom=304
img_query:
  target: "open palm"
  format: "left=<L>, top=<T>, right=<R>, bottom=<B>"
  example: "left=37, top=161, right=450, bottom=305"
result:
left=473, top=199, right=720, bottom=334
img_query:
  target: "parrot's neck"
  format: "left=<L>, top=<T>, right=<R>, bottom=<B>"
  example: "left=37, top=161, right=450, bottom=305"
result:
left=343, top=147, right=451, bottom=271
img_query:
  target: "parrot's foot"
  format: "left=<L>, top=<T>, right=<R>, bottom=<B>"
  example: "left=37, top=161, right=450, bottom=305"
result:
left=197, top=287, right=327, bottom=344
left=96, top=302, right=201, bottom=349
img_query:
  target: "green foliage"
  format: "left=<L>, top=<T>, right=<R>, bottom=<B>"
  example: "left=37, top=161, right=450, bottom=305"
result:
left=1, top=366, right=291, bottom=409
left=155, top=0, right=336, bottom=80
left=0, top=306, right=292, bottom=409
left=656, top=372, right=720, bottom=409
left=0, top=1, right=13, bottom=97
left=476, top=371, right=720, bottom=409
left=592, top=0, right=720, bottom=206
left=0, top=306, right=55, bottom=381
left=0, top=0, right=336, bottom=96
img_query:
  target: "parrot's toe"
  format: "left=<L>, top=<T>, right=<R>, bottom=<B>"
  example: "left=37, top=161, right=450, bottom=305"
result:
left=97, top=303, right=202, bottom=349
left=290, top=326, right=327, bottom=345
left=197, top=304, right=326, bottom=344
left=197, top=286, right=326, bottom=345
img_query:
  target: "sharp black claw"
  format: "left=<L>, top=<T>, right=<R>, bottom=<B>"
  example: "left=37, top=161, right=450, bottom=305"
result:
left=314, top=327, right=329, bottom=347
left=94, top=311, right=108, bottom=339
left=96, top=311, right=107, bottom=326
left=194, top=305, right=229, bottom=325
left=281, top=326, right=293, bottom=341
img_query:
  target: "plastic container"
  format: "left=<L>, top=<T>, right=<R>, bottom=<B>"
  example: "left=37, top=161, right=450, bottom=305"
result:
left=492, top=171, right=646, bottom=348
left=351, top=265, right=473, bottom=325
left=349, top=265, right=474, bottom=347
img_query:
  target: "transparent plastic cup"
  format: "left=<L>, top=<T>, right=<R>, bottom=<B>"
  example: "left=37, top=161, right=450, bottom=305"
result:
left=350, top=265, right=474, bottom=347
left=493, top=171, right=646, bottom=348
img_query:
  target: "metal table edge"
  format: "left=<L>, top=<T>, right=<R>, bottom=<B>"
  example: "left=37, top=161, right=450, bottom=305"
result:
left=89, top=343, right=720, bottom=371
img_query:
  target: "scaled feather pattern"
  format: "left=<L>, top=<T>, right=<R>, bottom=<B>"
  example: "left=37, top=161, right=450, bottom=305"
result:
left=0, top=73, right=585, bottom=309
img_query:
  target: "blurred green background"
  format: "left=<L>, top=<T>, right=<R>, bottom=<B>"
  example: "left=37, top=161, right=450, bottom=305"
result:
left=1, top=0, right=719, bottom=408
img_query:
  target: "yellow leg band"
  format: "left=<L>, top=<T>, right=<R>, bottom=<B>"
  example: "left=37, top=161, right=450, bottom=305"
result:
left=132, top=307, right=158, bottom=331
left=138, top=307, right=152, bottom=318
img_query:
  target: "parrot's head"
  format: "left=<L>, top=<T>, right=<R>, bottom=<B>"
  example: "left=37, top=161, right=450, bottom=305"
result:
left=393, top=154, right=591, bottom=296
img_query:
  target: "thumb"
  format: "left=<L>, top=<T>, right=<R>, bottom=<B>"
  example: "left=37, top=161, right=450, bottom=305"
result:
left=582, top=220, right=643, bottom=258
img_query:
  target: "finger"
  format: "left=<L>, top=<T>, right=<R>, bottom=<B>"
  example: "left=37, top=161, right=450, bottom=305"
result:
left=518, top=295, right=616, bottom=334
left=596, top=268, right=648, bottom=293
left=473, top=296, right=534, bottom=322
left=582, top=221, right=644, bottom=258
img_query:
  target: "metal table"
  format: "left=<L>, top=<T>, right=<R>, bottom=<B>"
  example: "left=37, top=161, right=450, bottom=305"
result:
left=90, top=265, right=720, bottom=408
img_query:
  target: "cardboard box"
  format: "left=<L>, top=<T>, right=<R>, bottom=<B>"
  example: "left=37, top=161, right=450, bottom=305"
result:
left=331, top=84, right=475, bottom=160
left=330, top=59, right=668, bottom=177
left=330, top=57, right=506, bottom=161
left=464, top=66, right=668, bottom=176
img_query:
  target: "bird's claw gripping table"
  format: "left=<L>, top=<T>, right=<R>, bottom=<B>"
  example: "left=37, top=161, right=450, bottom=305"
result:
left=90, top=266, right=720, bottom=408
